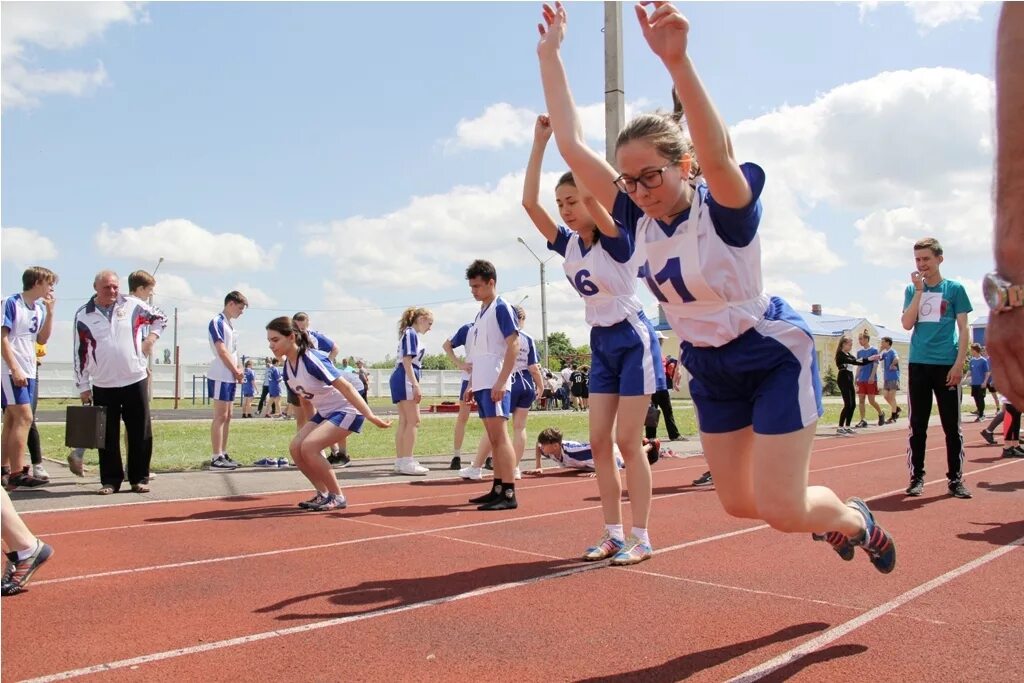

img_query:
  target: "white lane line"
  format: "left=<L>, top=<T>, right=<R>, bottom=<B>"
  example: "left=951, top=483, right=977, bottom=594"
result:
left=726, top=535, right=1024, bottom=682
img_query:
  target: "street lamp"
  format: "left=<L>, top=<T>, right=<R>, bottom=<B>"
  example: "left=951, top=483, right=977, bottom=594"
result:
left=517, top=237, right=554, bottom=369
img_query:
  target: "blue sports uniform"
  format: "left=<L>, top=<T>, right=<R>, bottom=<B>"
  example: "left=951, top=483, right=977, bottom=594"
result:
left=241, top=368, right=256, bottom=398
left=1, top=293, right=44, bottom=408
left=389, top=327, right=425, bottom=403
left=284, top=349, right=365, bottom=431
left=510, top=331, right=540, bottom=410
left=448, top=322, right=473, bottom=401
left=467, top=296, right=518, bottom=419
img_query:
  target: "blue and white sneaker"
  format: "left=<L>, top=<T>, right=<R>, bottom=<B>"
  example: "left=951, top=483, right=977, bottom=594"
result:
left=847, top=497, right=896, bottom=574
left=812, top=531, right=855, bottom=561
left=253, top=458, right=278, bottom=468
left=582, top=532, right=625, bottom=561
left=298, top=493, right=327, bottom=509
left=210, top=455, right=238, bottom=470
left=310, top=494, right=347, bottom=511
left=277, top=458, right=291, bottom=467
left=609, top=536, right=653, bottom=566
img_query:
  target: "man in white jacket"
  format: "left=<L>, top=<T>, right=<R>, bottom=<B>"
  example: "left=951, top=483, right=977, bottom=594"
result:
left=73, top=271, right=166, bottom=495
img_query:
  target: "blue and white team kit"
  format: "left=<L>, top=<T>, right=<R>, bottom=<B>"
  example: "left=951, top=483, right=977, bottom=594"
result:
left=550, top=441, right=625, bottom=471
left=207, top=312, right=239, bottom=402
left=613, top=163, right=823, bottom=435
left=510, top=331, right=540, bottom=410
left=389, top=327, right=426, bottom=403
left=1, top=293, right=45, bottom=407
left=284, top=349, right=364, bottom=431
left=548, top=223, right=666, bottom=397
left=448, top=322, right=473, bottom=401
left=467, top=296, right=519, bottom=419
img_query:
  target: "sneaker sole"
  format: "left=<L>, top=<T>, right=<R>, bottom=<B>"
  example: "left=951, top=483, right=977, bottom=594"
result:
left=609, top=553, right=652, bottom=566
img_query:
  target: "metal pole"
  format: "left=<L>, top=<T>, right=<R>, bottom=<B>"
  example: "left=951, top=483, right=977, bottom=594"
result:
left=173, top=307, right=179, bottom=409
left=604, top=1, right=625, bottom=166
left=539, top=261, right=549, bottom=369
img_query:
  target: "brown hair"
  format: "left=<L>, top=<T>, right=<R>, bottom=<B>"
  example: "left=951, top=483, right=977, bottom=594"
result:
left=398, top=307, right=432, bottom=338
left=128, top=270, right=155, bottom=292
left=225, top=291, right=248, bottom=307
left=537, top=427, right=563, bottom=445
left=22, top=266, right=58, bottom=291
left=614, top=87, right=700, bottom=179
left=466, top=259, right=497, bottom=283
left=556, top=171, right=576, bottom=190
left=971, top=342, right=982, bottom=352
left=514, top=305, right=525, bottom=323
left=266, top=316, right=309, bottom=355
left=292, top=312, right=309, bottom=323
left=913, top=237, right=943, bottom=256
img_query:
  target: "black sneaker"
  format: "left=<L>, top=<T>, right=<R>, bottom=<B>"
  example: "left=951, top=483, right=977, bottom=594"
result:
left=905, top=478, right=924, bottom=496
left=948, top=480, right=972, bottom=499
left=854, top=420, right=869, bottom=429
left=1, top=540, right=53, bottom=596
left=449, top=456, right=462, bottom=470
left=483, top=456, right=493, bottom=471
left=1013, top=446, right=1024, bottom=457
left=0, top=466, right=9, bottom=489
left=1001, top=447, right=1023, bottom=459
left=478, top=487, right=517, bottom=511
left=877, top=414, right=886, bottom=426
left=6, top=473, right=49, bottom=490
left=470, top=483, right=502, bottom=504
left=692, top=471, right=714, bottom=487
left=980, top=430, right=996, bottom=445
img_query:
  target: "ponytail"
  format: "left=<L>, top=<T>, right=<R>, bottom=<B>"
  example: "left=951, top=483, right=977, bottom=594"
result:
left=266, top=316, right=308, bottom=356
left=397, top=306, right=434, bottom=338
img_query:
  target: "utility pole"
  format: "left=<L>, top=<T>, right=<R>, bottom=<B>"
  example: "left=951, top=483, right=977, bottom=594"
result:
left=604, top=1, right=625, bottom=166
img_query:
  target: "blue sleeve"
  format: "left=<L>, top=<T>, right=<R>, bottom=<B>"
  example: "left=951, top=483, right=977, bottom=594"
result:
left=953, top=282, right=973, bottom=315
left=401, top=328, right=418, bottom=357
left=209, top=317, right=225, bottom=344
left=496, top=302, right=519, bottom=339
left=2, top=297, right=16, bottom=330
left=598, top=224, right=635, bottom=264
left=303, top=351, right=341, bottom=384
left=547, top=225, right=572, bottom=257
left=612, top=191, right=647, bottom=237
left=310, top=331, right=335, bottom=353
left=527, top=336, right=539, bottom=365
left=450, top=324, right=470, bottom=348
left=705, top=162, right=766, bottom=248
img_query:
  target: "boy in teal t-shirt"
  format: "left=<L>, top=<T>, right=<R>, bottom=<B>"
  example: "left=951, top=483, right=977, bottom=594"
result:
left=900, top=238, right=973, bottom=500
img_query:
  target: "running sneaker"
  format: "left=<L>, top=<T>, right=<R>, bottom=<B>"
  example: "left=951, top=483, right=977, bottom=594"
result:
left=5, top=472, right=48, bottom=490
left=31, top=464, right=50, bottom=481
left=298, top=493, right=328, bottom=509
left=276, top=458, right=290, bottom=467
left=692, top=471, right=714, bottom=487
left=210, top=455, right=238, bottom=470
left=1, top=540, right=53, bottom=596
left=835, top=428, right=850, bottom=437
left=811, top=531, right=855, bottom=561
left=449, top=456, right=462, bottom=470
left=395, top=460, right=429, bottom=476
left=582, top=532, right=625, bottom=561
left=877, top=414, right=886, bottom=426
left=253, top=458, right=278, bottom=467
left=980, top=430, right=996, bottom=445
left=483, top=456, right=493, bottom=471
left=948, top=480, right=972, bottom=499
left=310, top=494, right=347, bottom=511
left=1011, top=446, right=1024, bottom=457
left=905, top=477, right=924, bottom=496
left=854, top=420, right=869, bottom=429
left=609, top=536, right=653, bottom=566
left=459, top=466, right=484, bottom=481
left=222, top=454, right=241, bottom=467
left=846, top=497, right=896, bottom=574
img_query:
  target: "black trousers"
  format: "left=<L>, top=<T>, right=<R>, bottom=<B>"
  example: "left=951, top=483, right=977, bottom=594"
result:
left=645, top=389, right=681, bottom=440
left=93, top=379, right=152, bottom=488
left=970, top=385, right=987, bottom=415
left=256, top=385, right=270, bottom=414
left=1006, top=404, right=1021, bottom=442
left=838, top=371, right=856, bottom=427
left=907, top=363, right=964, bottom=482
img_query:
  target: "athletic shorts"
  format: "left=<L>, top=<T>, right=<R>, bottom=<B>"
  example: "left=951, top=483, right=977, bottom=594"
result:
left=588, top=311, right=666, bottom=396
left=883, top=379, right=900, bottom=392
left=459, top=379, right=470, bottom=403
left=389, top=365, right=421, bottom=404
left=311, top=410, right=364, bottom=432
left=207, top=379, right=237, bottom=402
left=474, top=389, right=512, bottom=420
left=268, top=384, right=281, bottom=398
left=241, top=386, right=255, bottom=398
left=510, top=372, right=536, bottom=410
left=287, top=386, right=300, bottom=406
left=681, top=296, right=823, bottom=435
left=1, top=376, right=35, bottom=409
left=856, top=381, right=879, bottom=396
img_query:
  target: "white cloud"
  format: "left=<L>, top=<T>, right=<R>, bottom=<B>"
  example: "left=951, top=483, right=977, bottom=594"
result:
left=858, top=2, right=983, bottom=31
left=1, top=226, right=59, bottom=263
left=95, top=219, right=282, bottom=271
left=1, top=1, right=146, bottom=109
left=230, top=283, right=277, bottom=309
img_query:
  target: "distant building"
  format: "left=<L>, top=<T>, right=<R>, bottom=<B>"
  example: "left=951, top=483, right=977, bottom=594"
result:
left=970, top=315, right=988, bottom=345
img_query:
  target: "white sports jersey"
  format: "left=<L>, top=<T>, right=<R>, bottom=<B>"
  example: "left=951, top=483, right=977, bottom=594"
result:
left=514, top=331, right=539, bottom=373
left=468, top=296, right=519, bottom=392
left=208, top=313, right=239, bottom=382
left=73, top=295, right=167, bottom=391
left=284, top=349, right=352, bottom=416
left=553, top=226, right=645, bottom=327
left=448, top=322, right=474, bottom=381
left=635, top=182, right=769, bottom=348
left=549, top=441, right=624, bottom=470
left=1, top=293, right=45, bottom=378
left=395, top=327, right=425, bottom=369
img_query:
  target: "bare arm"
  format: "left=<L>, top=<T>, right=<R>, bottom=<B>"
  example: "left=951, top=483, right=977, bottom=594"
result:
left=947, top=313, right=970, bottom=386
left=522, top=115, right=560, bottom=244
left=443, top=339, right=470, bottom=374
left=901, top=275, right=924, bottom=330
left=330, top=376, right=391, bottom=428
left=328, top=344, right=340, bottom=362
left=580, top=185, right=621, bottom=240
left=214, top=341, right=243, bottom=382
left=529, top=363, right=544, bottom=393
left=37, top=296, right=55, bottom=346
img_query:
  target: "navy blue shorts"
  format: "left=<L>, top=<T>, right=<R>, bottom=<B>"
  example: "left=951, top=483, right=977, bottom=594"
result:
left=389, top=365, right=421, bottom=403
left=311, top=410, right=365, bottom=432
left=510, top=372, right=536, bottom=410
left=1, top=376, right=35, bottom=408
left=474, top=389, right=512, bottom=420
left=207, top=379, right=237, bottom=402
left=589, top=311, right=666, bottom=396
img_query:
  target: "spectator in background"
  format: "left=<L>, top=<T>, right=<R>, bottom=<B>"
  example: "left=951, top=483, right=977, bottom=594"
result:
left=560, top=363, right=573, bottom=409
left=24, top=343, right=49, bottom=482
left=256, top=357, right=272, bottom=415
left=854, top=332, right=885, bottom=427
left=878, top=336, right=902, bottom=424
left=241, top=359, right=256, bottom=418
left=968, top=344, right=991, bottom=421
left=355, top=359, right=370, bottom=403
left=262, top=358, right=282, bottom=417
left=73, top=270, right=166, bottom=495
left=646, top=332, right=682, bottom=441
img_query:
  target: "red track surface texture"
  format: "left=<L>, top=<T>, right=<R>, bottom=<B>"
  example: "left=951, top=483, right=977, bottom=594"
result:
left=3, top=426, right=1023, bottom=682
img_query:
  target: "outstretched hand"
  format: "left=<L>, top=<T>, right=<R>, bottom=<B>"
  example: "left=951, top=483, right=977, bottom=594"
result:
left=537, top=2, right=566, bottom=57
left=635, top=1, right=689, bottom=65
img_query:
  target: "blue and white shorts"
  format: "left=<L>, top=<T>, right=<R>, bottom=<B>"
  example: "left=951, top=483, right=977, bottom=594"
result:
left=1, top=375, right=35, bottom=408
left=681, top=296, right=823, bottom=435
left=589, top=311, right=666, bottom=396
left=389, top=365, right=420, bottom=404
left=311, top=410, right=365, bottom=432
left=510, top=372, right=536, bottom=410
left=459, top=379, right=471, bottom=403
left=207, top=379, right=237, bottom=402
left=474, top=389, right=512, bottom=420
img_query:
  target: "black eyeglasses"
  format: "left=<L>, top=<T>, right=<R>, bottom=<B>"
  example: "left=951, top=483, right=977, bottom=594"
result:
left=613, top=165, right=673, bottom=193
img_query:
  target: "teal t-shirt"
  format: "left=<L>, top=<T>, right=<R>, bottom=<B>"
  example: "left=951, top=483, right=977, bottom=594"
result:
left=904, top=279, right=972, bottom=365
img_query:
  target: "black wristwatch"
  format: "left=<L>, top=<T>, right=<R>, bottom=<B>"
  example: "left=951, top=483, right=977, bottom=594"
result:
left=983, top=271, right=1024, bottom=312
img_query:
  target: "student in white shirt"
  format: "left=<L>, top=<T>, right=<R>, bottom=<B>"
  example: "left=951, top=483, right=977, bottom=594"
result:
left=389, top=307, right=433, bottom=475
left=208, top=291, right=248, bottom=470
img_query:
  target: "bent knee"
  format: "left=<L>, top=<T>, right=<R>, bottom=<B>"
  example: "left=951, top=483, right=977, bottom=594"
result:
left=757, top=503, right=808, bottom=533
left=719, top=498, right=760, bottom=520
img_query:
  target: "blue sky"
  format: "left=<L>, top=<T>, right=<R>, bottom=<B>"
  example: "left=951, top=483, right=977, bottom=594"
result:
left=1, top=1, right=1001, bottom=366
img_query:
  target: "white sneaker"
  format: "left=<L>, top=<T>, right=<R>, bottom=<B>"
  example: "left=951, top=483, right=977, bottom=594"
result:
left=513, top=467, right=522, bottom=480
left=395, top=460, right=429, bottom=476
left=459, top=466, right=483, bottom=480
left=31, top=463, right=50, bottom=480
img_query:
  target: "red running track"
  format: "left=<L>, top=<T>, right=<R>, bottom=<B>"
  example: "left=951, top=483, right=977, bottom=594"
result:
left=3, top=424, right=1023, bottom=682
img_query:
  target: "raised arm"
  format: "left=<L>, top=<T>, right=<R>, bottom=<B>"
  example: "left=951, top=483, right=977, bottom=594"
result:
left=523, top=115, right=560, bottom=243
left=635, top=2, right=750, bottom=208
left=537, top=3, right=620, bottom=211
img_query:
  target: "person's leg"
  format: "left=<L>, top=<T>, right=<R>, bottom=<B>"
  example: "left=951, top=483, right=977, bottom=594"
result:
left=468, top=432, right=490, bottom=469
left=210, top=399, right=231, bottom=456
left=512, top=407, right=530, bottom=468
left=701, top=427, right=758, bottom=519
left=0, top=487, right=52, bottom=595
left=298, top=422, right=346, bottom=496
left=644, top=397, right=659, bottom=440
left=1, top=404, right=32, bottom=476
left=857, top=389, right=867, bottom=421
left=27, top=375, right=42, bottom=466
left=906, top=363, right=934, bottom=487
left=395, top=400, right=420, bottom=458
left=931, top=366, right=968, bottom=493
left=867, top=393, right=883, bottom=420
left=839, top=378, right=855, bottom=427
left=615, top=395, right=654, bottom=530
left=91, top=385, right=125, bottom=492
left=586, top=393, right=623, bottom=527
left=256, top=386, right=268, bottom=415
left=476, top=412, right=517, bottom=510
left=654, top=388, right=681, bottom=440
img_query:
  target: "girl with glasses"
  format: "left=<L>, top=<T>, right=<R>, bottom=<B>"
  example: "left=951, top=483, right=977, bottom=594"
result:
left=536, top=1, right=895, bottom=573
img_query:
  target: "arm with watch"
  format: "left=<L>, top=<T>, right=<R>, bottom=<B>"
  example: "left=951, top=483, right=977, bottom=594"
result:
left=987, top=3, right=1024, bottom=406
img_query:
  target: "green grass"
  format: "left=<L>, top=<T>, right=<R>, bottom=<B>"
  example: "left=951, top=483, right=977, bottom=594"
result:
left=36, top=403, right=860, bottom=472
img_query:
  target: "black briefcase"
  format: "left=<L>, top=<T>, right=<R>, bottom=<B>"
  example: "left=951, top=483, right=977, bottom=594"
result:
left=644, top=403, right=661, bottom=429
left=65, top=405, right=107, bottom=449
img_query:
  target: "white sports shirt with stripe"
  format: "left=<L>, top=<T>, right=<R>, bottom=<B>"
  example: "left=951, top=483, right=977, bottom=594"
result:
left=283, top=349, right=352, bottom=416
left=468, top=296, right=518, bottom=392
left=395, top=327, right=426, bottom=368
left=1, top=293, right=45, bottom=379
left=208, top=313, right=239, bottom=382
